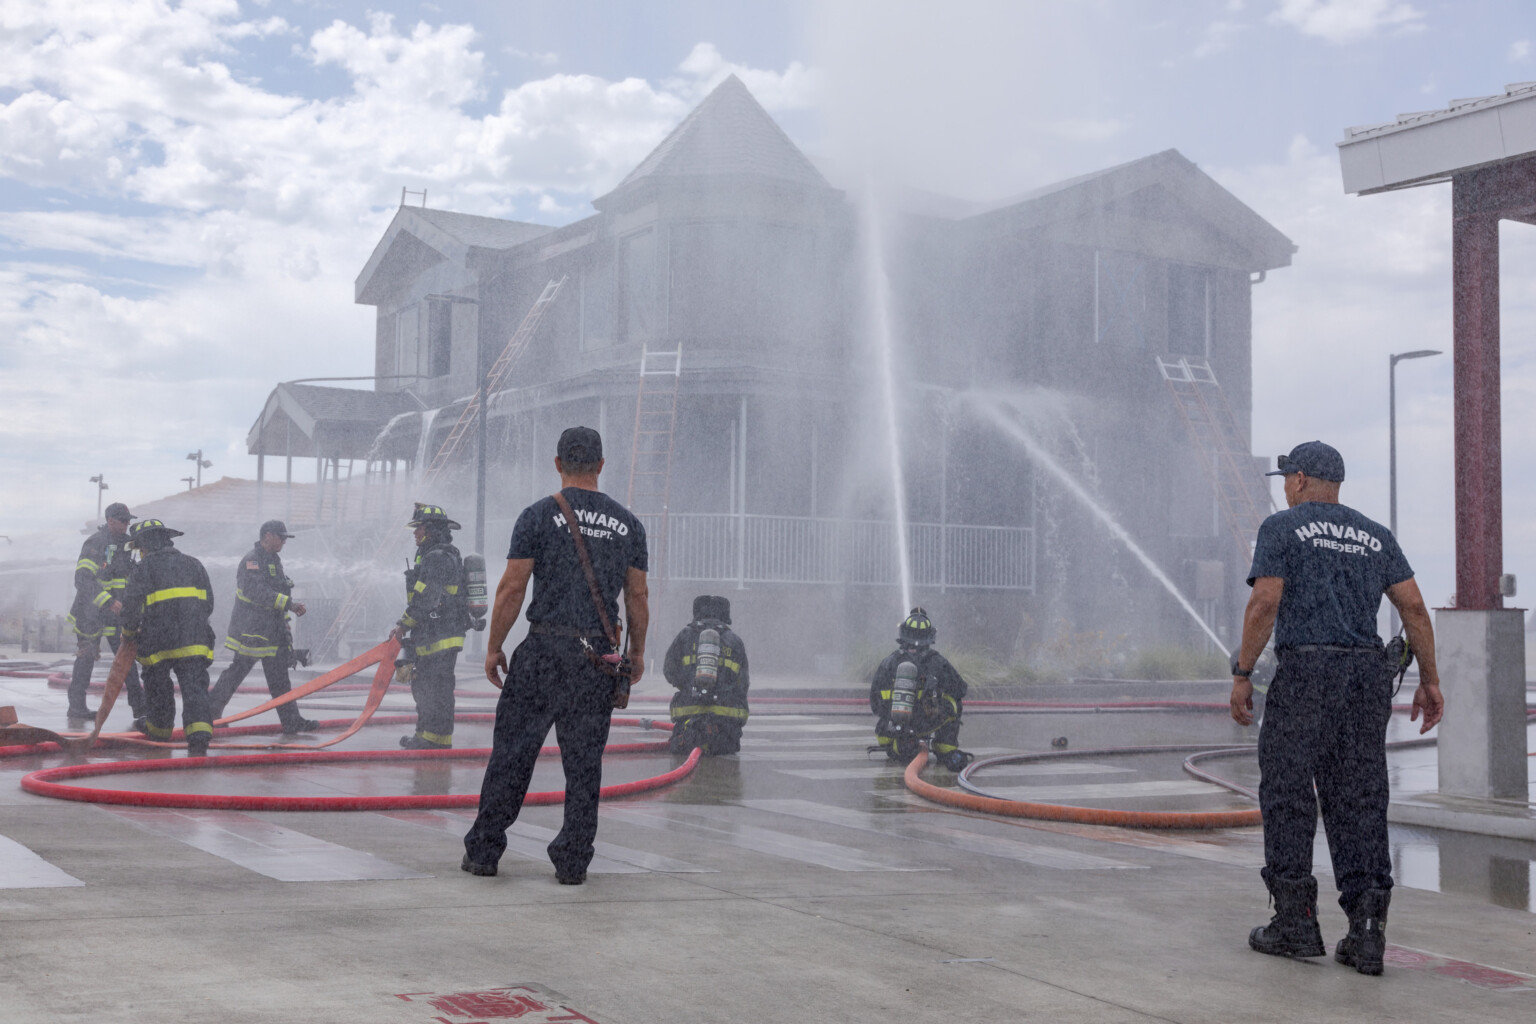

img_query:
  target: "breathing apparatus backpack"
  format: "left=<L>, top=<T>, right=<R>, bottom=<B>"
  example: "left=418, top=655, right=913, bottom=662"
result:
left=463, top=553, right=488, bottom=631
left=693, top=626, right=722, bottom=698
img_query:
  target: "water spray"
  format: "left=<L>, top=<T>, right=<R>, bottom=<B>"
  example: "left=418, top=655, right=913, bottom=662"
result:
left=966, top=390, right=1230, bottom=657
left=861, top=188, right=914, bottom=613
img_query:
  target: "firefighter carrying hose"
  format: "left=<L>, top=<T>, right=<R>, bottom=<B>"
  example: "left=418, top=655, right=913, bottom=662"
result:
left=119, top=519, right=218, bottom=756
left=870, top=608, right=973, bottom=771
left=663, top=595, right=749, bottom=755
left=207, top=520, right=319, bottom=733
left=391, top=504, right=478, bottom=749
left=65, top=501, right=146, bottom=725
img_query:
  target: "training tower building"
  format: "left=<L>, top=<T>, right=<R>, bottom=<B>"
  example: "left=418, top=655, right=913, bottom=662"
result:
left=244, top=76, right=1294, bottom=672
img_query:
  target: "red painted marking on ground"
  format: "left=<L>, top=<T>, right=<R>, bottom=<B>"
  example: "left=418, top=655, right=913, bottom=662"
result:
left=395, top=985, right=603, bottom=1022
left=1385, top=946, right=1536, bottom=990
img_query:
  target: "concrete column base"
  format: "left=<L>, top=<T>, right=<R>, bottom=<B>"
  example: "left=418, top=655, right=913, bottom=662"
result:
left=1435, top=608, right=1528, bottom=801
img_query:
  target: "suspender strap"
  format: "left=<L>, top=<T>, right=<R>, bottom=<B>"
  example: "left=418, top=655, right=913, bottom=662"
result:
left=550, top=490, right=620, bottom=652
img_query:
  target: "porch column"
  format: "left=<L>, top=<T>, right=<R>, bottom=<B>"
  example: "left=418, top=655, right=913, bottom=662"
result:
left=256, top=453, right=265, bottom=519
left=1450, top=192, right=1501, bottom=610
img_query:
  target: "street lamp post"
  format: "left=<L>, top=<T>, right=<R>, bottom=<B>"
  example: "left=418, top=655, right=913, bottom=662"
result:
left=89, top=474, right=108, bottom=519
left=181, top=476, right=196, bottom=491
left=185, top=449, right=212, bottom=488
left=1389, top=348, right=1442, bottom=634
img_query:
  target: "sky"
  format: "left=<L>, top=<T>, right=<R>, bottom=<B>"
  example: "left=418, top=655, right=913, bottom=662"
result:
left=1, top=0, right=1534, bottom=617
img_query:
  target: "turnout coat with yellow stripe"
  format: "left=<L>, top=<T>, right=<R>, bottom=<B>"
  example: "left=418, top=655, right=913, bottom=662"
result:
left=224, top=543, right=294, bottom=658
left=121, top=548, right=216, bottom=667
left=68, top=524, right=133, bottom=639
left=399, top=540, right=467, bottom=659
left=663, top=619, right=750, bottom=721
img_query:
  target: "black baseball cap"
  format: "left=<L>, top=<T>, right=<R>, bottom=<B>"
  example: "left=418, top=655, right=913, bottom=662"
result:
left=557, top=425, right=603, bottom=464
left=104, top=502, right=134, bottom=522
left=1266, top=441, right=1345, bottom=483
left=260, top=519, right=295, bottom=539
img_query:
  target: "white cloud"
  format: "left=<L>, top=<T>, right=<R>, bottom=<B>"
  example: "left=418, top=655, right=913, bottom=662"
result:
left=1194, top=20, right=1246, bottom=58
left=1040, top=117, right=1126, bottom=143
left=0, top=3, right=817, bottom=543
left=1510, top=39, right=1531, bottom=63
left=1269, top=0, right=1425, bottom=45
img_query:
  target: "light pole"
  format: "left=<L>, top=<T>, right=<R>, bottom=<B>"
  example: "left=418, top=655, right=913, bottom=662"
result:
left=185, top=449, right=212, bottom=488
left=89, top=474, right=107, bottom=519
left=181, top=476, right=196, bottom=491
left=1389, top=348, right=1442, bottom=633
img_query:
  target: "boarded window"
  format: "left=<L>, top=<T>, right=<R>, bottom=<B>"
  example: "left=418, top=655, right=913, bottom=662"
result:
left=426, top=298, right=453, bottom=377
left=581, top=257, right=615, bottom=350
left=1167, top=264, right=1208, bottom=358
left=1096, top=250, right=1146, bottom=348
left=395, top=304, right=420, bottom=380
left=619, top=229, right=658, bottom=344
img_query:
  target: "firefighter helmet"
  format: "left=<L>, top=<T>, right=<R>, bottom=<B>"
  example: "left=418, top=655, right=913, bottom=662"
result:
left=407, top=503, right=461, bottom=530
left=898, top=607, right=935, bottom=646
left=127, top=518, right=184, bottom=549
left=692, top=594, right=731, bottom=624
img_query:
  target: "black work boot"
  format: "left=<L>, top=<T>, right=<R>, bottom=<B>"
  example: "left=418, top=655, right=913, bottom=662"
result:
left=1335, top=888, right=1390, bottom=976
left=1249, top=875, right=1327, bottom=958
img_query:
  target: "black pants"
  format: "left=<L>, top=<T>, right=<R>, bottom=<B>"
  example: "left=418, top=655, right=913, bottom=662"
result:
left=142, top=655, right=213, bottom=748
left=208, top=652, right=307, bottom=729
left=69, top=632, right=143, bottom=715
left=410, top=648, right=459, bottom=741
left=463, top=635, right=614, bottom=876
left=1258, top=647, right=1393, bottom=911
left=668, top=714, right=745, bottom=755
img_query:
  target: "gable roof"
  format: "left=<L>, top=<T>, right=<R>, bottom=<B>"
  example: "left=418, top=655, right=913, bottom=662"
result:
left=246, top=383, right=421, bottom=459
left=596, top=75, right=830, bottom=207
left=356, top=205, right=555, bottom=305
left=964, top=149, right=1297, bottom=271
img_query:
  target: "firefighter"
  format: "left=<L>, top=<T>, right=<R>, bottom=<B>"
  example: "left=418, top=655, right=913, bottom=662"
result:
left=391, top=504, right=470, bottom=749
left=207, top=520, right=319, bottom=733
left=119, top=519, right=217, bottom=756
left=870, top=608, right=973, bottom=771
left=65, top=502, right=146, bottom=724
left=663, top=595, right=749, bottom=755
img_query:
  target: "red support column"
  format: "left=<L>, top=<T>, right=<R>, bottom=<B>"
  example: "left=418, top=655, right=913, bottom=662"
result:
left=1450, top=190, right=1502, bottom=610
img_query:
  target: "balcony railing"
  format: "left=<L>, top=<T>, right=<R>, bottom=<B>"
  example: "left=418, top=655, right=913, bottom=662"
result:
left=637, top=513, right=1033, bottom=591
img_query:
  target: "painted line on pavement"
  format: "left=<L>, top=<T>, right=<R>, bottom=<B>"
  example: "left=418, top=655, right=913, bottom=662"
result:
left=100, top=806, right=429, bottom=882
left=0, top=833, right=84, bottom=888
left=601, top=805, right=934, bottom=872
left=742, top=798, right=1145, bottom=871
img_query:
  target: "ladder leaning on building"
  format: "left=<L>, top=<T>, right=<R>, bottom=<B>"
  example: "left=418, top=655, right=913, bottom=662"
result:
left=1156, top=355, right=1272, bottom=554
left=315, top=277, right=568, bottom=660
left=625, top=345, right=682, bottom=579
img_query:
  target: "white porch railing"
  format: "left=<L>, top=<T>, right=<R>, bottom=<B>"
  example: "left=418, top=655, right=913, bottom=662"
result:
left=638, top=513, right=1033, bottom=590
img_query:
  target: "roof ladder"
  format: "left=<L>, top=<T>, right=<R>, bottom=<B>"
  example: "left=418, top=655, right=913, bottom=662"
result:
left=315, top=277, right=568, bottom=660
left=1156, top=355, right=1270, bottom=554
left=626, top=345, right=683, bottom=578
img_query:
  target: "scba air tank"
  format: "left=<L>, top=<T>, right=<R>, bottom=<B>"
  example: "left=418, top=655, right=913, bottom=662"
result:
left=695, top=627, right=722, bottom=689
left=890, top=659, right=919, bottom=726
left=463, top=553, right=489, bottom=628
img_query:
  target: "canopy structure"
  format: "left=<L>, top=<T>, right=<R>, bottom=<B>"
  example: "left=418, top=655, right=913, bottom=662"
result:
left=247, top=383, right=421, bottom=462
left=1339, top=84, right=1536, bottom=609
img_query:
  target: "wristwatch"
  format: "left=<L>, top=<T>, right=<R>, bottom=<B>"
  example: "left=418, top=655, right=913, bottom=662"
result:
left=1230, top=655, right=1252, bottom=678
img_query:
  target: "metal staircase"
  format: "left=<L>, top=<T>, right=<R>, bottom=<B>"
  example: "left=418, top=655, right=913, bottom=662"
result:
left=315, top=277, right=568, bottom=659
left=626, top=345, right=683, bottom=577
left=1156, top=356, right=1270, bottom=552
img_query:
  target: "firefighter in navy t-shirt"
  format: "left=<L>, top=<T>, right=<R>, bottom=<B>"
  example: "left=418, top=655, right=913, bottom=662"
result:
left=462, top=426, right=649, bottom=885
left=1230, top=441, right=1443, bottom=976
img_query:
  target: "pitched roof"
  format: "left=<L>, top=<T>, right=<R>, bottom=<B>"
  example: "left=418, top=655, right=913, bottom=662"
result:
left=965, top=149, right=1297, bottom=271
left=356, top=206, right=555, bottom=304
left=246, top=383, right=422, bottom=459
left=599, top=75, right=829, bottom=202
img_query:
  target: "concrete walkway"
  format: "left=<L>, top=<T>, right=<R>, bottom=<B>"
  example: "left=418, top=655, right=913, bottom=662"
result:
left=2, top=660, right=1533, bottom=1023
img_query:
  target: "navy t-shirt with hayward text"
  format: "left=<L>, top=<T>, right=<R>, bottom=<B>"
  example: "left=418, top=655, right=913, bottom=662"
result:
left=1247, top=501, right=1413, bottom=649
left=508, top=487, right=648, bottom=633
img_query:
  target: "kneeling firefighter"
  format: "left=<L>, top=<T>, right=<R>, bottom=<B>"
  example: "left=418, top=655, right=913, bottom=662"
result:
left=663, top=595, right=749, bottom=754
left=870, top=608, right=973, bottom=771
left=120, top=519, right=218, bottom=756
left=390, top=504, right=485, bottom=749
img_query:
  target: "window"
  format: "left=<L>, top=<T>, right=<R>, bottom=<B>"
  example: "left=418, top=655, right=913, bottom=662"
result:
left=581, top=258, right=614, bottom=350
left=619, top=229, right=658, bottom=344
left=1167, top=264, right=1209, bottom=358
left=1095, top=250, right=1146, bottom=348
left=426, top=298, right=453, bottom=378
left=394, top=304, right=420, bottom=381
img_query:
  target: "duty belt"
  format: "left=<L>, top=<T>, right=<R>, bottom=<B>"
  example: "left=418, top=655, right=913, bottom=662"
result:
left=529, top=622, right=609, bottom=639
left=1281, top=644, right=1383, bottom=654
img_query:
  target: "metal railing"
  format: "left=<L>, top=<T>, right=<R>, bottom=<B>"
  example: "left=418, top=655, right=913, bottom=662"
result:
left=637, top=513, right=1033, bottom=590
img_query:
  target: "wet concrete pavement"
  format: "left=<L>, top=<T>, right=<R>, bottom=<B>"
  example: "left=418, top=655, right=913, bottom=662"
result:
left=2, top=655, right=1534, bottom=1023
